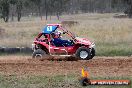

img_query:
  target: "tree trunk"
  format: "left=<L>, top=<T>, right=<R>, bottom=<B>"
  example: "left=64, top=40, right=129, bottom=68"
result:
left=56, top=12, right=60, bottom=20
left=3, top=16, right=9, bottom=22
left=38, top=6, right=42, bottom=20
left=3, top=11, right=9, bottom=22
left=17, top=12, right=21, bottom=22
left=11, top=13, right=14, bottom=21
left=16, top=1, right=22, bottom=22
left=45, top=0, right=48, bottom=20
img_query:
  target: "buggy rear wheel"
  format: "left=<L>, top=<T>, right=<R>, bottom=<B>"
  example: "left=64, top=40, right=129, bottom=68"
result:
left=32, top=49, right=46, bottom=59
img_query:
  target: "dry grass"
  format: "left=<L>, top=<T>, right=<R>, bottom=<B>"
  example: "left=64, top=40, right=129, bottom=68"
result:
left=0, top=21, right=45, bottom=47
left=0, top=13, right=132, bottom=55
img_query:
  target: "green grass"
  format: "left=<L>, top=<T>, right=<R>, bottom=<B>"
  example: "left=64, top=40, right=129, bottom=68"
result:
left=96, top=43, right=132, bottom=56
left=0, top=74, right=131, bottom=88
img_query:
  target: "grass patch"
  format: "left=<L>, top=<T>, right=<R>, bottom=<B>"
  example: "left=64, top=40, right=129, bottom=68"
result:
left=0, top=74, right=131, bottom=88
left=96, top=43, right=132, bottom=56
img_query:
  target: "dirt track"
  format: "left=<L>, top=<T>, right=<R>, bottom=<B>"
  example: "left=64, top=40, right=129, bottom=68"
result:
left=0, top=56, right=132, bottom=77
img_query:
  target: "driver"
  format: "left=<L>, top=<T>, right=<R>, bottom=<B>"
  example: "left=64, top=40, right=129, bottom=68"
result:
left=52, top=31, right=73, bottom=47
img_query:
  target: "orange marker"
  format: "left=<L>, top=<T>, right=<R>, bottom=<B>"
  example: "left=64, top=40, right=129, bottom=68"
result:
left=80, top=68, right=130, bottom=86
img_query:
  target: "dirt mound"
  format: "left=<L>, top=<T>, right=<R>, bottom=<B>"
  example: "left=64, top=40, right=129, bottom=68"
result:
left=61, top=21, right=79, bottom=27
left=0, top=56, right=132, bottom=77
left=39, top=56, right=79, bottom=61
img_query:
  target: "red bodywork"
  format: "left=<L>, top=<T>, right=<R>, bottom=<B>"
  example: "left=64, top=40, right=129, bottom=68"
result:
left=33, top=24, right=92, bottom=55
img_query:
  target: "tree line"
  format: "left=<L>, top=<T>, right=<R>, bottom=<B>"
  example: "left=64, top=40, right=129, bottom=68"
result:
left=0, top=0, right=132, bottom=22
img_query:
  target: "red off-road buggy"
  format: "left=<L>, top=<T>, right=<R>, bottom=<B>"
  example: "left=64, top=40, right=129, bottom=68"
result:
left=32, top=24, right=95, bottom=60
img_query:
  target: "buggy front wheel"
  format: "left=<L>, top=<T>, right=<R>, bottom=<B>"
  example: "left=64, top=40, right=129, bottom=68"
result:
left=75, top=47, right=91, bottom=60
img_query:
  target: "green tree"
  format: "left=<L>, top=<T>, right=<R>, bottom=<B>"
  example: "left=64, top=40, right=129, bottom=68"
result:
left=30, top=0, right=42, bottom=20
left=0, top=0, right=10, bottom=22
left=49, top=0, right=70, bottom=20
left=0, top=0, right=23, bottom=22
left=10, top=0, right=23, bottom=22
left=16, top=0, right=23, bottom=21
left=123, top=0, right=132, bottom=17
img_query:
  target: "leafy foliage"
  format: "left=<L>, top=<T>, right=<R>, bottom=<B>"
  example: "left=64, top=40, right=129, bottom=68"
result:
left=1, top=0, right=132, bottom=22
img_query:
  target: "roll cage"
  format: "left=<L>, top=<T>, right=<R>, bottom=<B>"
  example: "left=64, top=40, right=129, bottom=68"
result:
left=41, top=24, right=76, bottom=41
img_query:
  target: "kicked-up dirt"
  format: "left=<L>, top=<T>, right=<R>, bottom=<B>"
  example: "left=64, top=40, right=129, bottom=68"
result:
left=0, top=56, right=132, bottom=77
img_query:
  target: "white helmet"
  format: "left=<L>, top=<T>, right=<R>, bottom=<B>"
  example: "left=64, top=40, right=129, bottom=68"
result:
left=52, top=31, right=62, bottom=38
